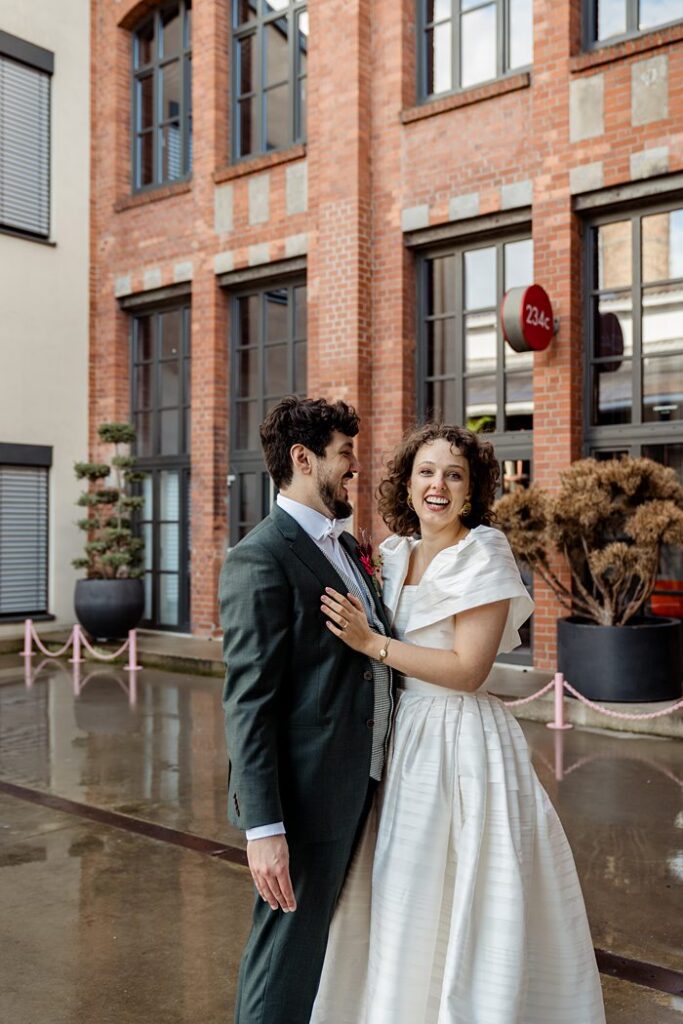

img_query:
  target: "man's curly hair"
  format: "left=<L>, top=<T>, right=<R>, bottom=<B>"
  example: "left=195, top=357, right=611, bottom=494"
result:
left=260, top=396, right=360, bottom=489
left=377, top=423, right=499, bottom=536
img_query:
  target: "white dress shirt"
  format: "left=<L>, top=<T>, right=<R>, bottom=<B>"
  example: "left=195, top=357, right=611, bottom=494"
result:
left=245, top=494, right=355, bottom=841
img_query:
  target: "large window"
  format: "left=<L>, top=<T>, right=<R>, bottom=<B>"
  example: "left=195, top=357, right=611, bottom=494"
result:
left=131, top=305, right=191, bottom=630
left=586, top=205, right=683, bottom=616
left=232, top=0, right=308, bottom=160
left=0, top=456, right=49, bottom=619
left=588, top=0, right=683, bottom=45
left=229, top=280, right=307, bottom=542
left=419, top=0, right=532, bottom=100
left=132, top=1, right=192, bottom=191
left=0, top=33, right=52, bottom=238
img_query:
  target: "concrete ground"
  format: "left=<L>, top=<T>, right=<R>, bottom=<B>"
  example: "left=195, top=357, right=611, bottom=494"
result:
left=0, top=653, right=681, bottom=1023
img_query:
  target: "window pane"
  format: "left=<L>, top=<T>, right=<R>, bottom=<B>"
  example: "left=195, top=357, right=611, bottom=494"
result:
left=461, top=4, right=496, bottom=89
left=642, top=209, right=683, bottom=282
left=426, top=23, right=452, bottom=95
left=595, top=295, right=633, bottom=359
left=264, top=18, right=289, bottom=86
left=265, top=84, right=290, bottom=149
left=136, top=364, right=153, bottom=409
left=159, top=573, right=179, bottom=625
left=239, top=96, right=258, bottom=156
left=160, top=524, right=180, bottom=571
left=238, top=35, right=255, bottom=94
left=465, top=375, right=497, bottom=431
left=597, top=221, right=632, bottom=289
left=426, top=378, right=457, bottom=421
left=643, top=444, right=683, bottom=608
left=160, top=360, right=180, bottom=408
left=265, top=344, right=288, bottom=395
left=136, top=315, right=154, bottom=362
left=236, top=401, right=259, bottom=449
left=137, top=76, right=154, bottom=130
left=509, top=0, right=533, bottom=68
left=135, top=20, right=155, bottom=67
left=593, top=359, right=632, bottom=425
left=597, top=0, right=627, bottom=39
left=639, top=0, right=683, bottom=30
left=161, top=123, right=183, bottom=180
left=504, top=239, right=534, bottom=291
left=234, top=0, right=258, bottom=26
left=266, top=288, right=289, bottom=341
left=426, top=255, right=456, bottom=315
left=237, top=295, right=259, bottom=344
left=137, top=412, right=153, bottom=456
left=185, top=1, right=192, bottom=46
left=643, top=354, right=683, bottom=422
left=239, top=473, right=259, bottom=523
left=297, top=11, right=309, bottom=75
left=294, top=341, right=307, bottom=393
left=237, top=348, right=259, bottom=397
left=160, top=471, right=180, bottom=520
left=426, top=0, right=451, bottom=20
left=505, top=345, right=533, bottom=371
left=642, top=283, right=683, bottom=356
left=294, top=285, right=307, bottom=337
left=160, top=311, right=182, bottom=358
left=505, top=371, right=533, bottom=430
left=161, top=62, right=181, bottom=121
left=298, top=75, right=307, bottom=137
left=426, top=319, right=457, bottom=377
left=160, top=410, right=180, bottom=454
left=464, top=246, right=496, bottom=309
left=161, top=6, right=182, bottom=56
left=264, top=0, right=290, bottom=12
left=465, top=311, right=496, bottom=374
left=501, top=457, right=531, bottom=494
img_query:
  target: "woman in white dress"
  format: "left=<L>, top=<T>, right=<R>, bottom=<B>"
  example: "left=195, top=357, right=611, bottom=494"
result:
left=313, top=424, right=605, bottom=1024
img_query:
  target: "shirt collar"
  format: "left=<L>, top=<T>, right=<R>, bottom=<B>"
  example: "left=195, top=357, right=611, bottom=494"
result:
left=276, top=494, right=350, bottom=542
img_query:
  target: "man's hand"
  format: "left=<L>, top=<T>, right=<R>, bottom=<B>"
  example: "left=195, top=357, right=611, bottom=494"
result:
left=247, top=835, right=297, bottom=913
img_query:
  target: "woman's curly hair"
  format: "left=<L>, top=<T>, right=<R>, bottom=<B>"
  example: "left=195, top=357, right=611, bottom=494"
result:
left=377, top=424, right=499, bottom=536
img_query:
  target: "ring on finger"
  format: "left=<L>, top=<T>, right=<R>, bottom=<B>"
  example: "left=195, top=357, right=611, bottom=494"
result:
left=339, top=618, right=347, bottom=630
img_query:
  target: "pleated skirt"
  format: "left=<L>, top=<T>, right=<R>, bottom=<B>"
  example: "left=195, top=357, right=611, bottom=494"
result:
left=311, top=686, right=606, bottom=1024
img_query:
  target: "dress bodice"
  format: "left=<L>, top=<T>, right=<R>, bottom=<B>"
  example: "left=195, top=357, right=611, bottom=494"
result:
left=394, top=584, right=463, bottom=699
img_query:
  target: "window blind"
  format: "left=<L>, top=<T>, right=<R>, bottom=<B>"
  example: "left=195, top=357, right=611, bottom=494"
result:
left=0, top=466, right=49, bottom=615
left=0, top=54, right=50, bottom=237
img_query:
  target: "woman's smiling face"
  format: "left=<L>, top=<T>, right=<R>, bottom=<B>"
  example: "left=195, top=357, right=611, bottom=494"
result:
left=409, top=439, right=471, bottom=533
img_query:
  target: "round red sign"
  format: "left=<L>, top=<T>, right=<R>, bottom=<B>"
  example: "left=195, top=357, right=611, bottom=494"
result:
left=501, top=284, right=555, bottom=353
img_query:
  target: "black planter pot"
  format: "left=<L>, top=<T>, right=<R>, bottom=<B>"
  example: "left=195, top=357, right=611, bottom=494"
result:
left=74, top=579, right=145, bottom=641
left=557, top=615, right=682, bottom=703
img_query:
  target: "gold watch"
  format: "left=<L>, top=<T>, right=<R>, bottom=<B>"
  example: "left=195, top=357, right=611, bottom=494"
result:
left=377, top=638, right=391, bottom=663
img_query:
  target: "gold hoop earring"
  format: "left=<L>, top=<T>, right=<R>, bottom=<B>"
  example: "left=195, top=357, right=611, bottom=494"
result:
left=460, top=500, right=472, bottom=518
left=407, top=492, right=415, bottom=512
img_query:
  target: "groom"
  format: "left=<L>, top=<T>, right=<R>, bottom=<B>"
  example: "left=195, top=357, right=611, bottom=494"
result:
left=220, top=396, right=393, bottom=1024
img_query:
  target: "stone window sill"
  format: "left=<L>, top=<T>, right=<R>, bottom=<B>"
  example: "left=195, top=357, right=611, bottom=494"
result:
left=115, top=179, right=192, bottom=213
left=571, top=22, right=683, bottom=72
left=214, top=144, right=307, bottom=184
left=402, top=72, right=531, bottom=125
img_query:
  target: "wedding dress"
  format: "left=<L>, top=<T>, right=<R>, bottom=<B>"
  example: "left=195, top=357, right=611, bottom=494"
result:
left=311, top=526, right=605, bottom=1024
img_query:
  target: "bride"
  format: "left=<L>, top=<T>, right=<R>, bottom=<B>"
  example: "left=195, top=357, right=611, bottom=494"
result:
left=313, top=423, right=605, bottom=1024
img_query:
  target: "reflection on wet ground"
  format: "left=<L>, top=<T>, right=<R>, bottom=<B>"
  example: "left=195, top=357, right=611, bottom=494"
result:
left=0, top=653, right=681, bottom=1022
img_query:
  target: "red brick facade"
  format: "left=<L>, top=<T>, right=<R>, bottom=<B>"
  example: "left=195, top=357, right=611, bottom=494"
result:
left=90, top=1, right=683, bottom=664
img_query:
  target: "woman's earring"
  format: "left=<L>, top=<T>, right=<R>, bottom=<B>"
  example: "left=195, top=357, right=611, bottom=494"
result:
left=460, top=500, right=472, bottom=518
left=407, top=491, right=415, bottom=512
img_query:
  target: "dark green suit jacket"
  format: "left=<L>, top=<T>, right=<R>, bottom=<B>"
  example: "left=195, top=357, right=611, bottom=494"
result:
left=220, top=504, right=392, bottom=843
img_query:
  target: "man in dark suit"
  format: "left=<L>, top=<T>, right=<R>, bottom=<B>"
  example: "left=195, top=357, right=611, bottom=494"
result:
left=220, top=396, right=393, bottom=1024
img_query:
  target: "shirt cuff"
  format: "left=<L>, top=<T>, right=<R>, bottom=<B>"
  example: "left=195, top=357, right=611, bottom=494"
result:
left=245, top=822, right=286, bottom=840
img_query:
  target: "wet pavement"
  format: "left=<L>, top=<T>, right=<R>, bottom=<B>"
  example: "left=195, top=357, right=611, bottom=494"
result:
left=0, top=653, right=681, bottom=1023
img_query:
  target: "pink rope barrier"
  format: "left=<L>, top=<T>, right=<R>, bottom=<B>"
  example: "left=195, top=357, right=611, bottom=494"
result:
left=20, top=620, right=77, bottom=659
left=78, top=629, right=130, bottom=662
left=500, top=679, right=556, bottom=706
left=562, top=678, right=683, bottom=721
left=21, top=620, right=141, bottom=671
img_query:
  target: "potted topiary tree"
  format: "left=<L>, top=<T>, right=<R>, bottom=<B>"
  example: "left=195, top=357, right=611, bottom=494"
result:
left=72, top=422, right=146, bottom=640
left=495, top=457, right=683, bottom=702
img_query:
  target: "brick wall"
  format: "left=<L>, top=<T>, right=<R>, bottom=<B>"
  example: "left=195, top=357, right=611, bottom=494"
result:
left=91, top=1, right=683, bottom=662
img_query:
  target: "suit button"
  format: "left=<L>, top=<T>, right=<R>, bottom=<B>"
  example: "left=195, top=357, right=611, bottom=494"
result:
left=366, top=718, right=375, bottom=728
left=363, top=670, right=373, bottom=681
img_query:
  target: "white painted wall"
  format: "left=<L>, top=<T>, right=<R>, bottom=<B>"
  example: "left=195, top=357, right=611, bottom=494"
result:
left=0, top=1, right=90, bottom=630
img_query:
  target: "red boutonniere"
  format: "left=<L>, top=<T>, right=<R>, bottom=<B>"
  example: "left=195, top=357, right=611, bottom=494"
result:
left=357, top=529, right=383, bottom=596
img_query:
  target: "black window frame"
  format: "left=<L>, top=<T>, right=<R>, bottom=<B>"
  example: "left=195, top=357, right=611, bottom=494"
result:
left=584, top=200, right=683, bottom=451
left=231, top=0, right=308, bottom=163
left=417, top=0, right=532, bottom=103
left=0, top=444, right=52, bottom=621
left=584, top=0, right=683, bottom=49
left=0, top=31, right=53, bottom=241
left=228, top=274, right=307, bottom=544
left=131, top=1, right=192, bottom=193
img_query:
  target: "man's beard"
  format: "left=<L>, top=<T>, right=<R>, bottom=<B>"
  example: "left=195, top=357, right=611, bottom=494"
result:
left=319, top=476, right=353, bottom=520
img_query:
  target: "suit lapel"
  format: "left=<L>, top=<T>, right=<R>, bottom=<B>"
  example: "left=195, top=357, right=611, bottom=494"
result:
left=270, top=505, right=348, bottom=593
left=339, top=532, right=392, bottom=635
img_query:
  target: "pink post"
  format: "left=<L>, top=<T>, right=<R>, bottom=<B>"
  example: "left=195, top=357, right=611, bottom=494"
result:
left=69, top=624, right=84, bottom=665
left=547, top=672, right=572, bottom=731
left=21, top=619, right=33, bottom=659
left=129, top=671, right=138, bottom=707
left=125, top=629, right=141, bottom=672
left=553, top=729, right=565, bottom=781
left=72, top=659, right=81, bottom=697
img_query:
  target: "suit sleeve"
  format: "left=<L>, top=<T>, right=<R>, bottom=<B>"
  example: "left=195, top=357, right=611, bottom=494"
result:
left=219, top=541, right=291, bottom=831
